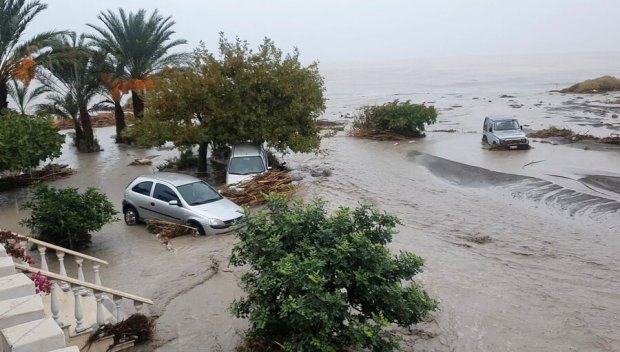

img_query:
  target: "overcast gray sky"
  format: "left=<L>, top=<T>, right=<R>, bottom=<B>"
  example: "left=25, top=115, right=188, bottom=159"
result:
left=26, top=0, right=620, bottom=63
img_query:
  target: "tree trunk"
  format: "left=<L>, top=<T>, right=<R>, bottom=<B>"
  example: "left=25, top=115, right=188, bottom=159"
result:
left=79, top=105, right=98, bottom=153
left=131, top=90, right=144, bottom=118
left=197, top=142, right=208, bottom=177
left=73, top=118, right=85, bottom=151
left=0, top=82, right=8, bottom=111
left=114, top=100, right=127, bottom=143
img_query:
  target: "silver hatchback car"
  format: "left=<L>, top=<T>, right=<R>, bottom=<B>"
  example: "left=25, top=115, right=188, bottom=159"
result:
left=122, top=173, right=244, bottom=236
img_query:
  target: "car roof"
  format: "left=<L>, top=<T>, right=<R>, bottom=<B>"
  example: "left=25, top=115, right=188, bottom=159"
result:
left=139, top=172, right=201, bottom=187
left=486, top=115, right=518, bottom=122
left=231, top=143, right=262, bottom=157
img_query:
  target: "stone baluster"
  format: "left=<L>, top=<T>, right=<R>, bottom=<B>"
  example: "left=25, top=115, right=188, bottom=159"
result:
left=75, top=258, right=88, bottom=295
left=37, top=246, right=49, bottom=272
left=133, top=301, right=144, bottom=315
left=50, top=282, right=63, bottom=326
left=56, top=252, right=70, bottom=291
left=114, top=295, right=122, bottom=323
left=95, top=292, right=105, bottom=329
left=93, top=264, right=102, bottom=286
left=73, top=287, right=87, bottom=333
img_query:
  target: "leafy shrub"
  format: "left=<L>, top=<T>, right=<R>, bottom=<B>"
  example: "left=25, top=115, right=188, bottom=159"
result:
left=0, top=110, right=65, bottom=172
left=20, top=183, right=118, bottom=249
left=352, top=100, right=437, bottom=137
left=561, top=75, right=620, bottom=93
left=230, top=196, right=437, bottom=352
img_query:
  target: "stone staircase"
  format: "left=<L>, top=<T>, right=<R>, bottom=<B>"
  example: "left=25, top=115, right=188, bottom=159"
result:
left=0, top=232, right=153, bottom=352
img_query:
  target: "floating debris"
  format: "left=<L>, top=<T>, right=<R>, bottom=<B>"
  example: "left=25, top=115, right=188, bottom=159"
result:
left=219, top=170, right=296, bottom=206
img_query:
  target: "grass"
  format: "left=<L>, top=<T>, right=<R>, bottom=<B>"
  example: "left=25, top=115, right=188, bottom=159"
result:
left=561, top=76, right=620, bottom=93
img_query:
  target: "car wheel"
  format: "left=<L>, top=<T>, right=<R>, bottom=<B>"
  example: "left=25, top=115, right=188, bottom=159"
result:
left=188, top=221, right=207, bottom=236
left=482, top=136, right=488, bottom=144
left=123, top=206, right=140, bottom=225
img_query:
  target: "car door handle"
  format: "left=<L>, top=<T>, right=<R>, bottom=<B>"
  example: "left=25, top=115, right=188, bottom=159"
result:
left=150, top=202, right=155, bottom=206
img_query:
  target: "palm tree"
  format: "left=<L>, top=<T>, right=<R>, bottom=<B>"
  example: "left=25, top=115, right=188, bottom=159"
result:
left=86, top=8, right=187, bottom=125
left=7, top=79, right=49, bottom=115
left=0, top=0, right=63, bottom=111
left=38, top=32, right=103, bottom=152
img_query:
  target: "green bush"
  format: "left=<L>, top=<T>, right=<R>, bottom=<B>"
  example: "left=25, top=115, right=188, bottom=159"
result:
left=20, top=183, right=118, bottom=249
left=352, top=100, right=437, bottom=137
left=230, top=196, right=437, bottom=352
left=561, top=75, right=620, bottom=93
left=0, top=110, right=65, bottom=172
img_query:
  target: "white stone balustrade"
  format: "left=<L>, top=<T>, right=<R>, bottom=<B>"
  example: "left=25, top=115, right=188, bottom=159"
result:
left=14, top=263, right=153, bottom=336
left=26, top=237, right=109, bottom=295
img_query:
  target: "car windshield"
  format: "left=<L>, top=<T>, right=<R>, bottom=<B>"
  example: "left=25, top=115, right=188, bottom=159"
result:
left=494, top=120, right=520, bottom=131
left=176, top=181, right=222, bottom=206
left=228, top=156, right=265, bottom=175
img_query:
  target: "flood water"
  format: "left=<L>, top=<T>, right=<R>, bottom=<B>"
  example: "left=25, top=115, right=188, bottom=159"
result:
left=1, top=53, right=620, bottom=351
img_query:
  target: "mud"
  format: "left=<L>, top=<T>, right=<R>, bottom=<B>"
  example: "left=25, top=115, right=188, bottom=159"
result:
left=1, top=54, right=620, bottom=351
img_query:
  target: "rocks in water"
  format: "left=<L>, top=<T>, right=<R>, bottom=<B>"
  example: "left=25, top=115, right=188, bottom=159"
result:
left=612, top=114, right=618, bottom=118
left=311, top=168, right=332, bottom=177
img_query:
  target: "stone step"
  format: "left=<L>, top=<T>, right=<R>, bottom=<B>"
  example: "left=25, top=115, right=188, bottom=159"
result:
left=0, top=273, right=35, bottom=301
left=49, top=347, right=79, bottom=352
left=0, top=256, right=16, bottom=278
left=0, top=317, right=66, bottom=352
left=0, top=294, right=45, bottom=330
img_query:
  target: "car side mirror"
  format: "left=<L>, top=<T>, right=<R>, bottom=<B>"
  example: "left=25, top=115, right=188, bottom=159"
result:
left=168, top=200, right=179, bottom=206
left=267, top=166, right=273, bottom=171
left=520, top=125, right=523, bottom=130
left=489, top=128, right=493, bottom=132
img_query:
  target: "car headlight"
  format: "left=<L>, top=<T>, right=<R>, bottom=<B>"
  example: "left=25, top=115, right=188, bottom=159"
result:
left=205, top=218, right=224, bottom=226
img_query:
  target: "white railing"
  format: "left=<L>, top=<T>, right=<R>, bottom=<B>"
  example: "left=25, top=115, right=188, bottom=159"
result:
left=25, top=236, right=109, bottom=291
left=1, top=229, right=108, bottom=291
left=15, top=263, right=153, bottom=333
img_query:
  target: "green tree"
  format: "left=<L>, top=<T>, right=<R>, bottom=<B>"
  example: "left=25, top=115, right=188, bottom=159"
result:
left=7, top=79, right=49, bottom=115
left=37, top=33, right=104, bottom=152
left=352, top=99, right=437, bottom=137
left=0, top=0, right=64, bottom=111
left=86, top=8, right=187, bottom=121
left=0, top=110, right=64, bottom=172
left=21, top=183, right=118, bottom=249
left=129, top=35, right=325, bottom=175
left=230, top=197, right=437, bottom=352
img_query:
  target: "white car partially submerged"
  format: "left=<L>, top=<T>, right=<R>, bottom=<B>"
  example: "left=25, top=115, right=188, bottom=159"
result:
left=123, top=173, right=244, bottom=236
left=225, top=143, right=270, bottom=185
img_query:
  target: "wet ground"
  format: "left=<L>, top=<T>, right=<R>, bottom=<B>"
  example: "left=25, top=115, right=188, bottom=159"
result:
left=1, top=54, right=620, bottom=351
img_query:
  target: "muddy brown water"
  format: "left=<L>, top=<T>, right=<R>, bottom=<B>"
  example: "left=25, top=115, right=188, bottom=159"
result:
left=1, top=55, right=620, bottom=351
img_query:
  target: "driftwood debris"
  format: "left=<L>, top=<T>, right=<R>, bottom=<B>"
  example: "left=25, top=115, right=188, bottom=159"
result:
left=350, top=129, right=422, bottom=141
left=128, top=158, right=152, bottom=166
left=145, top=219, right=197, bottom=250
left=219, top=170, right=296, bottom=207
left=0, top=164, right=75, bottom=191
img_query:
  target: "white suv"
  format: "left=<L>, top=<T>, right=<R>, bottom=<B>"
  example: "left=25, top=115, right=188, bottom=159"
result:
left=122, top=173, right=243, bottom=236
left=482, top=116, right=530, bottom=149
left=225, top=143, right=269, bottom=185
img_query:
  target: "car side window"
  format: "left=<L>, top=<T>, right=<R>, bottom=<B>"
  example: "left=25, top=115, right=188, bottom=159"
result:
left=153, top=183, right=179, bottom=203
left=131, top=181, right=153, bottom=196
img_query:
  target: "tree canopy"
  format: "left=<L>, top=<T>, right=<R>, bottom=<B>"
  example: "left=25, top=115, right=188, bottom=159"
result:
left=86, top=8, right=188, bottom=118
left=230, top=196, right=438, bottom=351
left=0, top=0, right=64, bottom=111
left=0, top=110, right=64, bottom=172
left=129, top=35, right=325, bottom=165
